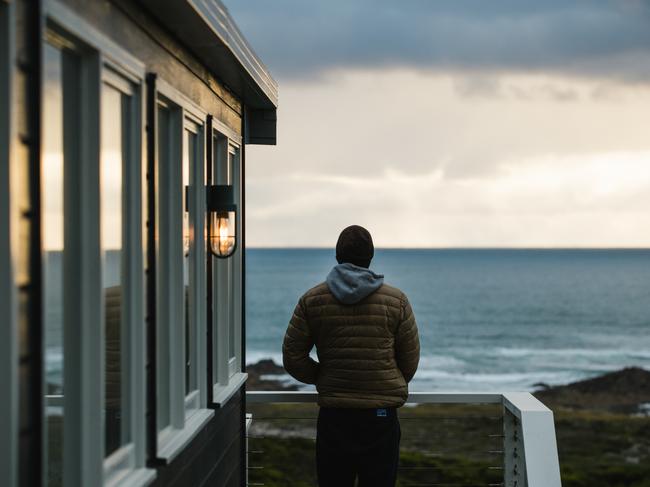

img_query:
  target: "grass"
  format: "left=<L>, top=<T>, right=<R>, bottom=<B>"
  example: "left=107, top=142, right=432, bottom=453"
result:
left=248, top=403, right=650, bottom=486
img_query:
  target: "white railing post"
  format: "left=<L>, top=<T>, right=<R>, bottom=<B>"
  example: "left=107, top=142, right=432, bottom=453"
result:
left=245, top=413, right=252, bottom=486
left=503, top=393, right=562, bottom=487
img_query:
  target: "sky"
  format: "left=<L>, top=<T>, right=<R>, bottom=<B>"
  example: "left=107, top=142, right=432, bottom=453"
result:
left=227, top=0, right=650, bottom=248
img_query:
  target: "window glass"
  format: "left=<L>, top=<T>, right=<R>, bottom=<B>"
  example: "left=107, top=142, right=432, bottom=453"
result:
left=183, top=128, right=197, bottom=395
left=156, top=104, right=171, bottom=431
left=101, top=83, right=130, bottom=456
left=213, top=135, right=230, bottom=189
left=43, top=41, right=64, bottom=487
left=228, top=150, right=236, bottom=362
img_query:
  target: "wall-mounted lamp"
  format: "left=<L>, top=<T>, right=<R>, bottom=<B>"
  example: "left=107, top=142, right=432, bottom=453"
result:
left=206, top=185, right=237, bottom=258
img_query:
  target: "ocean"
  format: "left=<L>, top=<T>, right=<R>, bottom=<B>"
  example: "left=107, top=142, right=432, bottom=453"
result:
left=246, top=248, right=650, bottom=392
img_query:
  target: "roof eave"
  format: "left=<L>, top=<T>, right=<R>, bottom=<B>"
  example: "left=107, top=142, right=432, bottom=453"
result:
left=136, top=0, right=278, bottom=111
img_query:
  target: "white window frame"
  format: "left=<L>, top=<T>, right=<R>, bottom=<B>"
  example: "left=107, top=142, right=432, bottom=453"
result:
left=43, top=2, right=155, bottom=486
left=228, top=144, right=243, bottom=378
left=100, top=65, right=146, bottom=486
left=0, top=2, right=17, bottom=486
left=155, top=79, right=213, bottom=462
left=182, top=116, right=207, bottom=415
left=211, top=120, right=247, bottom=406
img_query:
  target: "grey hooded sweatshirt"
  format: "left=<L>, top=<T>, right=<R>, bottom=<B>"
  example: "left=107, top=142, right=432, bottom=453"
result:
left=325, top=263, right=385, bottom=304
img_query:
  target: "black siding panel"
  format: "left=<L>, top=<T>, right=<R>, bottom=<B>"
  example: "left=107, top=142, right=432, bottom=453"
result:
left=151, top=389, right=244, bottom=487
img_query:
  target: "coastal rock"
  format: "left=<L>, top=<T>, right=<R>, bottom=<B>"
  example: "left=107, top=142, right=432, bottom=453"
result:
left=249, top=358, right=286, bottom=376
left=246, top=359, right=299, bottom=391
left=534, top=367, right=650, bottom=414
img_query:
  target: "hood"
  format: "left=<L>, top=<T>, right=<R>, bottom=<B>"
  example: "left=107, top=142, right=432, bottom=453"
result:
left=326, top=263, right=384, bottom=305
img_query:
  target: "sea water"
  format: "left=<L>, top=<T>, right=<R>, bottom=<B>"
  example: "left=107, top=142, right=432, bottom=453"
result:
left=246, top=248, right=650, bottom=392
left=43, top=248, right=650, bottom=392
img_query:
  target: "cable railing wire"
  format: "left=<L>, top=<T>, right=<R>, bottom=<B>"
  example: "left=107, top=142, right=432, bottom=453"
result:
left=247, top=404, right=505, bottom=487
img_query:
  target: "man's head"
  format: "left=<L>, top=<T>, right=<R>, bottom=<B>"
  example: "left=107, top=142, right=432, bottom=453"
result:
left=335, top=225, right=374, bottom=268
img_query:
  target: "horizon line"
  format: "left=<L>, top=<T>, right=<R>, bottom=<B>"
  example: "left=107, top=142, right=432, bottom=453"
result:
left=246, top=246, right=650, bottom=250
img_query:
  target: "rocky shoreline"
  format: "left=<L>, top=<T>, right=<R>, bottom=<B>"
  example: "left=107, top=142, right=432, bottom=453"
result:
left=247, top=359, right=650, bottom=414
left=534, top=366, right=650, bottom=414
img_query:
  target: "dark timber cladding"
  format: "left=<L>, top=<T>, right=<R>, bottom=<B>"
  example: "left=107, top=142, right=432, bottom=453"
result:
left=152, top=391, right=245, bottom=487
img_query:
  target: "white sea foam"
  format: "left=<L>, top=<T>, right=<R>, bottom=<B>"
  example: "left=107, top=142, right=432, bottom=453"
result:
left=244, top=346, right=600, bottom=392
left=417, top=354, right=467, bottom=369
left=410, top=370, right=584, bottom=392
left=495, top=347, right=650, bottom=360
left=412, top=369, right=576, bottom=384
left=45, top=348, right=64, bottom=386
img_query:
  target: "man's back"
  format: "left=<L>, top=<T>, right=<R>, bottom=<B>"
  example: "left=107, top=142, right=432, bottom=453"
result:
left=283, top=266, right=420, bottom=408
left=282, top=225, right=420, bottom=487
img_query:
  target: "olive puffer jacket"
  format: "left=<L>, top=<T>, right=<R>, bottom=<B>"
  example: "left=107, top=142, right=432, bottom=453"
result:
left=282, top=269, right=420, bottom=408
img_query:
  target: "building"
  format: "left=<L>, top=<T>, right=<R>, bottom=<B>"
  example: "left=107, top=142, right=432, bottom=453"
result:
left=0, top=1, right=277, bottom=486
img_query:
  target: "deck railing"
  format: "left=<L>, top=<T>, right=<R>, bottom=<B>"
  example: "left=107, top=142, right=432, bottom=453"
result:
left=246, top=391, right=562, bottom=487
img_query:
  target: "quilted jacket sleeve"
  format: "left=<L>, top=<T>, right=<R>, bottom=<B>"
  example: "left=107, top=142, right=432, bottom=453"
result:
left=282, top=297, right=320, bottom=384
left=395, top=295, right=420, bottom=383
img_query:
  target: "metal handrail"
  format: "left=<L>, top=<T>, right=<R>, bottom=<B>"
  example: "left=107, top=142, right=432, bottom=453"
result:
left=246, top=390, right=562, bottom=487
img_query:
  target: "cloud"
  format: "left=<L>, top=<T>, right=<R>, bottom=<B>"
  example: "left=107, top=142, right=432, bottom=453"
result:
left=243, top=68, right=650, bottom=247
left=227, top=0, right=650, bottom=82
left=246, top=152, right=650, bottom=247
left=247, top=69, right=650, bottom=180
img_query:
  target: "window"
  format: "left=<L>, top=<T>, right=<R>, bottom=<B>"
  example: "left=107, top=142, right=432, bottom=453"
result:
left=183, top=118, right=207, bottom=414
left=211, top=124, right=246, bottom=404
left=0, top=3, right=17, bottom=487
left=156, top=99, right=175, bottom=434
left=183, top=128, right=193, bottom=396
left=155, top=80, right=212, bottom=460
left=101, top=76, right=127, bottom=458
left=41, top=3, right=153, bottom=485
left=228, top=147, right=242, bottom=377
left=42, top=39, right=66, bottom=487
left=100, top=68, right=144, bottom=482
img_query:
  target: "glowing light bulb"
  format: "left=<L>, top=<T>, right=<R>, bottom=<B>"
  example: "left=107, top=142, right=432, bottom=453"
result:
left=211, top=211, right=235, bottom=257
left=218, top=214, right=230, bottom=255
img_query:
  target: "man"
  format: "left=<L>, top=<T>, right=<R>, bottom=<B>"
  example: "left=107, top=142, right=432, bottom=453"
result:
left=282, top=225, right=420, bottom=487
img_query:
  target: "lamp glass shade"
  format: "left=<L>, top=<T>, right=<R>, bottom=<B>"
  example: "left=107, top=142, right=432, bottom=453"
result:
left=210, top=210, right=236, bottom=257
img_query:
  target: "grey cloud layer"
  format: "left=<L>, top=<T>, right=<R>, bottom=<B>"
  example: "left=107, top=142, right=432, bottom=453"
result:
left=228, top=0, right=650, bottom=80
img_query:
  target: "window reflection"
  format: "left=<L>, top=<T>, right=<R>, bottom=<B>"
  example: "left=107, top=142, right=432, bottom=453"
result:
left=101, top=83, right=129, bottom=457
left=184, top=129, right=197, bottom=395
left=157, top=105, right=171, bottom=431
left=43, top=41, right=64, bottom=487
left=228, top=150, right=236, bottom=361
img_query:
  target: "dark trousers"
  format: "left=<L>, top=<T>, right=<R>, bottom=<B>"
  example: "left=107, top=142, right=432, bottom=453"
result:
left=316, top=407, right=401, bottom=487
